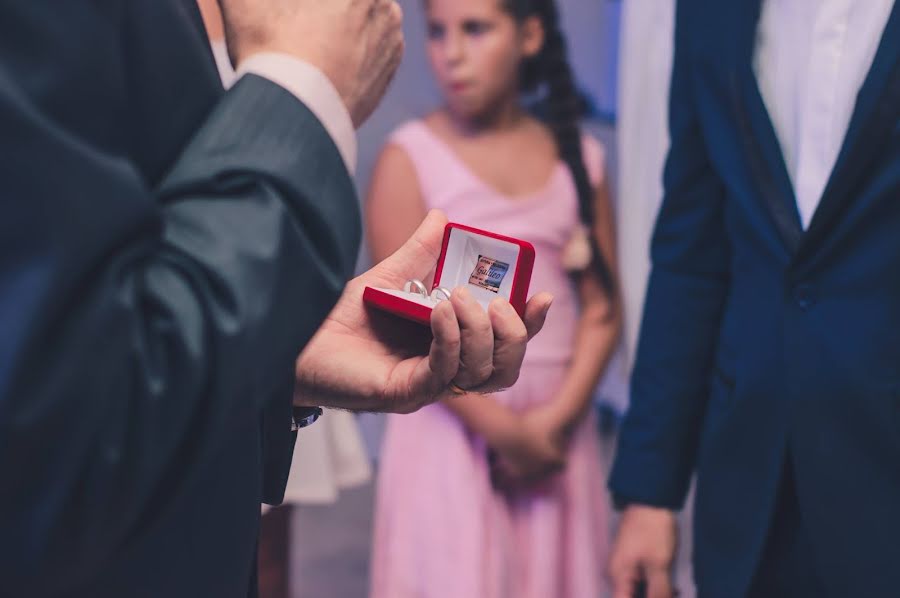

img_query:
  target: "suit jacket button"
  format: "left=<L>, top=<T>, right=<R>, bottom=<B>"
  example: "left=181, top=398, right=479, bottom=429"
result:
left=793, top=283, right=816, bottom=310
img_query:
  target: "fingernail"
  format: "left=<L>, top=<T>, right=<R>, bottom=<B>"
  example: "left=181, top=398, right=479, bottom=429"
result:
left=456, top=287, right=472, bottom=304
left=491, top=298, right=514, bottom=314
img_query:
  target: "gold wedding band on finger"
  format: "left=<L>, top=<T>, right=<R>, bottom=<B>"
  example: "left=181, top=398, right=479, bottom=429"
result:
left=448, top=382, right=467, bottom=395
left=448, top=382, right=497, bottom=396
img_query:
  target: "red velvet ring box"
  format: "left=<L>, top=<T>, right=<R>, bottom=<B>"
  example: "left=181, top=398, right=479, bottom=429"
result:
left=363, top=223, right=536, bottom=326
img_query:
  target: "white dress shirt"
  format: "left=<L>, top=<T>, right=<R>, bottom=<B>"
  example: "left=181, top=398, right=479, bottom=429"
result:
left=754, top=0, right=895, bottom=229
left=211, top=40, right=358, bottom=174
left=616, top=0, right=675, bottom=376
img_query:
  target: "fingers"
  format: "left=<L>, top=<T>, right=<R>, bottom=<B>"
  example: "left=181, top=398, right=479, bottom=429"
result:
left=608, top=507, right=677, bottom=598
left=439, top=292, right=551, bottom=394
left=481, top=298, right=528, bottom=391
left=382, top=300, right=461, bottom=414
left=522, top=292, right=554, bottom=340
left=449, top=287, right=494, bottom=389
left=388, top=1, right=404, bottom=38
left=490, top=457, right=562, bottom=494
left=350, top=0, right=405, bottom=126
left=462, top=294, right=550, bottom=394
left=609, top=556, right=641, bottom=598
left=608, top=530, right=643, bottom=598
left=645, top=566, right=675, bottom=598
left=427, top=299, right=461, bottom=386
left=379, top=0, right=405, bottom=70
left=488, top=455, right=518, bottom=493
left=489, top=455, right=534, bottom=493
left=371, top=218, right=551, bottom=398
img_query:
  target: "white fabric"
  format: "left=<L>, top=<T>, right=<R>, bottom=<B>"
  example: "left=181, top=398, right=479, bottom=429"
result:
left=615, top=0, right=675, bottom=376
left=282, top=409, right=372, bottom=505
left=210, top=41, right=358, bottom=174
left=210, top=39, right=238, bottom=88
left=754, top=0, right=895, bottom=229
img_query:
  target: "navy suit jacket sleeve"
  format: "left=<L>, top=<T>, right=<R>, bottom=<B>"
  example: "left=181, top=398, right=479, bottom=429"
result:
left=0, top=12, right=359, bottom=591
left=608, top=1, right=731, bottom=509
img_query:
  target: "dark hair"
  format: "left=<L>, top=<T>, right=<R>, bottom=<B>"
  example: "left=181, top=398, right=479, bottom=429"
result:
left=505, top=0, right=615, bottom=295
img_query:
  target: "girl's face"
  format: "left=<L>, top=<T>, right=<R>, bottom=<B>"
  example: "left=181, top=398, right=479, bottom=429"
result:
left=425, top=0, right=543, bottom=121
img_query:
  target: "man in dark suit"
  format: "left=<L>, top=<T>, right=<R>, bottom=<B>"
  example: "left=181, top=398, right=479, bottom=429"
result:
left=608, top=1, right=900, bottom=597
left=0, top=1, right=551, bottom=596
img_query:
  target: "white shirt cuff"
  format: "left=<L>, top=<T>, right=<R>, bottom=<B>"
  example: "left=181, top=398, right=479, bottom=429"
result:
left=236, top=53, right=357, bottom=175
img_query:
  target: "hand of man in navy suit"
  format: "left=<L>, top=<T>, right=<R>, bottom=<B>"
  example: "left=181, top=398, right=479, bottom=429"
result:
left=608, top=505, right=678, bottom=598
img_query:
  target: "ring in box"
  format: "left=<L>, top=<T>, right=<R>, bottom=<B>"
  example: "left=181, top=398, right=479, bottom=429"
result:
left=364, top=223, right=536, bottom=326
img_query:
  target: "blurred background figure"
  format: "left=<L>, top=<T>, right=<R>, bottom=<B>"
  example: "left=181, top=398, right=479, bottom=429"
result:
left=197, top=2, right=374, bottom=597
left=365, top=1, right=620, bottom=596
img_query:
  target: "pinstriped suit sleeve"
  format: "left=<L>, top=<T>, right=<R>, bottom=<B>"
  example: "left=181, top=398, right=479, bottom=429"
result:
left=0, top=68, right=360, bottom=589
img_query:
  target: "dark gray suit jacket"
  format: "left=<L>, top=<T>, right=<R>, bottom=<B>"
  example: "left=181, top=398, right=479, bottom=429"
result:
left=0, top=1, right=360, bottom=596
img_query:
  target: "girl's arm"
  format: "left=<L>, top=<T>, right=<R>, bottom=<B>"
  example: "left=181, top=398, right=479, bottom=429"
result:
left=530, top=175, right=622, bottom=441
left=365, top=144, right=431, bottom=266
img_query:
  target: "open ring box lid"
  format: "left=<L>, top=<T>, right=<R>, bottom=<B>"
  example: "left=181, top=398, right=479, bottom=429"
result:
left=363, top=223, right=536, bottom=326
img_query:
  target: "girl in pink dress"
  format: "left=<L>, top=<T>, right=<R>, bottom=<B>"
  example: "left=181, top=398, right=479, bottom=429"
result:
left=366, top=1, right=620, bottom=596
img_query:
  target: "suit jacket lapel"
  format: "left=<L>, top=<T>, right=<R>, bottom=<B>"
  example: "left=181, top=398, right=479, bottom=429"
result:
left=730, top=0, right=804, bottom=255
left=183, top=0, right=210, bottom=40
left=797, top=2, right=900, bottom=259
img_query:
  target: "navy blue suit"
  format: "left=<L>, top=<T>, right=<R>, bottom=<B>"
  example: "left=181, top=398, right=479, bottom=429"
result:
left=609, top=1, right=900, bottom=596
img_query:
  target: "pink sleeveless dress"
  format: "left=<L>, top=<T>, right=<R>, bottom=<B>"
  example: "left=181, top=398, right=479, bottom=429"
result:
left=370, top=120, right=609, bottom=598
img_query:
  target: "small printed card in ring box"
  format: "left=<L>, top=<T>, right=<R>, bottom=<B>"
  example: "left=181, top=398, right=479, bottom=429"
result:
left=363, top=223, right=536, bottom=326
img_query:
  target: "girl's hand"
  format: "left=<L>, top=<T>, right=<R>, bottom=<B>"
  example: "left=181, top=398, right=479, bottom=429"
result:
left=525, top=400, right=583, bottom=452
left=488, top=408, right=568, bottom=491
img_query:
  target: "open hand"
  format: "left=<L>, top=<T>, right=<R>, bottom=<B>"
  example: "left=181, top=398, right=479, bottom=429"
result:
left=294, top=210, right=554, bottom=413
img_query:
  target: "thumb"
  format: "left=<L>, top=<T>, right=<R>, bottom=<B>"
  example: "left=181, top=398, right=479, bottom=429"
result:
left=523, top=292, right=554, bottom=340
left=369, top=209, right=448, bottom=288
